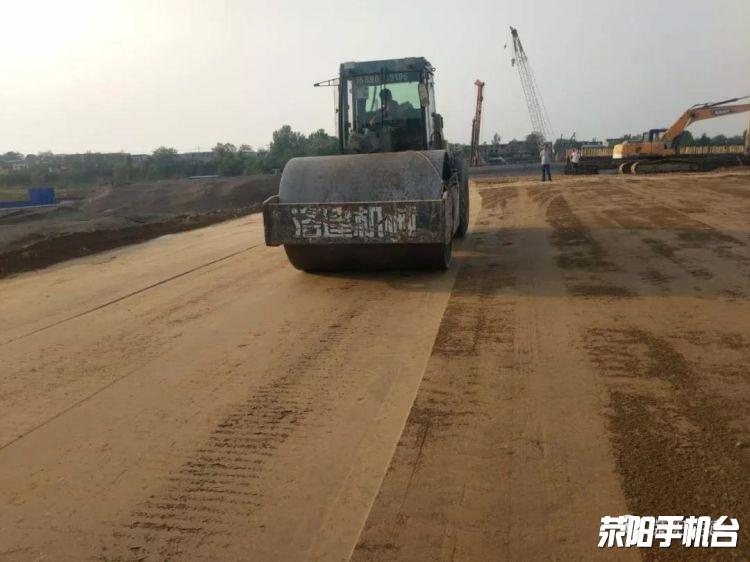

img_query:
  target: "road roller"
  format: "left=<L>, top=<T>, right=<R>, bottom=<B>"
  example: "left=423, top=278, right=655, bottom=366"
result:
left=262, top=57, right=469, bottom=271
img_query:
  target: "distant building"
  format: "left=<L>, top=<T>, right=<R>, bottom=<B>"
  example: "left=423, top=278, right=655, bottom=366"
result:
left=130, top=154, right=150, bottom=164
left=478, top=144, right=510, bottom=164
left=0, top=159, right=27, bottom=172
left=178, top=151, right=214, bottom=162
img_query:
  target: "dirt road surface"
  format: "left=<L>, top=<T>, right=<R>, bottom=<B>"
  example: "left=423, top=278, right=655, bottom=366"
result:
left=1, top=172, right=748, bottom=560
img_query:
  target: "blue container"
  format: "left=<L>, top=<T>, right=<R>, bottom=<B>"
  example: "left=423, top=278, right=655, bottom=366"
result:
left=28, top=187, right=56, bottom=205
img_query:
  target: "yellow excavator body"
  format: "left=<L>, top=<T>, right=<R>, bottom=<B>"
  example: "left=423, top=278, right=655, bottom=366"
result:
left=613, top=97, right=750, bottom=162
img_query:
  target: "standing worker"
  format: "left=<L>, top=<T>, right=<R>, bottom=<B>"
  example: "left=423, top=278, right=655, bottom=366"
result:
left=570, top=148, right=581, bottom=173
left=540, top=142, right=553, bottom=181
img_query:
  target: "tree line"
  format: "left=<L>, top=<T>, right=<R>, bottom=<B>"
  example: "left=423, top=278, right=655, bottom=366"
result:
left=2, top=126, right=745, bottom=189
left=482, top=131, right=747, bottom=160
left=0, top=125, right=338, bottom=189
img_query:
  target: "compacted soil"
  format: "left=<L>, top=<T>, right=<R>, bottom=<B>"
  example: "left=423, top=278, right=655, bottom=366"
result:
left=1, top=171, right=747, bottom=560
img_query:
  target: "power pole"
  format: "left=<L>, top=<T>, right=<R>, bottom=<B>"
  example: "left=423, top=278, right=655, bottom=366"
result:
left=508, top=27, right=554, bottom=149
left=470, top=79, right=485, bottom=166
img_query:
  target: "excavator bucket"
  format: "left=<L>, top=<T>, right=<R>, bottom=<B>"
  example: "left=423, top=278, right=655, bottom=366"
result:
left=262, top=150, right=457, bottom=271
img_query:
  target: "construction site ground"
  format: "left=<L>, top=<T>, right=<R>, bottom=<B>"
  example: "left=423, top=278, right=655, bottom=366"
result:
left=0, top=175, right=280, bottom=278
left=1, top=171, right=748, bottom=560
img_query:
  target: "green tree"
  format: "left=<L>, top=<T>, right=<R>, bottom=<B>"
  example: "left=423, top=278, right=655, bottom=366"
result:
left=695, top=133, right=711, bottom=147
left=219, top=155, right=244, bottom=176
left=306, top=129, right=338, bottom=156
left=151, top=146, right=178, bottom=178
left=677, top=130, right=695, bottom=146
left=243, top=152, right=265, bottom=175
left=212, top=142, right=237, bottom=159
left=30, top=167, right=48, bottom=186
left=268, top=125, right=308, bottom=170
left=112, top=156, right=132, bottom=186
left=2, top=151, right=23, bottom=162
left=212, top=143, right=246, bottom=176
left=725, top=134, right=744, bottom=145
left=525, top=132, right=543, bottom=154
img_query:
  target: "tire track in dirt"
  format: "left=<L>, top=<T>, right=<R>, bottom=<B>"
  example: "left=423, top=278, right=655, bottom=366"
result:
left=543, top=190, right=636, bottom=300
left=353, top=184, right=635, bottom=561
left=549, top=178, right=750, bottom=299
left=1, top=210, right=457, bottom=561
left=352, top=222, right=518, bottom=561
left=105, top=300, right=372, bottom=560
left=612, top=180, right=750, bottom=289
left=0, top=245, right=271, bottom=449
left=543, top=175, right=750, bottom=559
left=584, top=327, right=750, bottom=561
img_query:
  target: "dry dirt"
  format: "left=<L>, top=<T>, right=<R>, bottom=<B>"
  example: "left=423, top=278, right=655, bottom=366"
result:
left=0, top=171, right=748, bottom=561
left=0, top=175, right=280, bottom=277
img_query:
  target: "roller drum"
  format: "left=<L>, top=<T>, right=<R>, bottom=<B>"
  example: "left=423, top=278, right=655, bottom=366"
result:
left=278, top=151, right=453, bottom=271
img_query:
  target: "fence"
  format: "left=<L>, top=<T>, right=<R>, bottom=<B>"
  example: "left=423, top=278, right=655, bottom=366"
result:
left=564, top=145, right=747, bottom=160
left=678, top=145, right=745, bottom=155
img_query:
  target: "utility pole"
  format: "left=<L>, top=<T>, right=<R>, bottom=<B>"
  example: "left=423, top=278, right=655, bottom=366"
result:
left=508, top=26, right=554, bottom=149
left=470, top=79, right=485, bottom=166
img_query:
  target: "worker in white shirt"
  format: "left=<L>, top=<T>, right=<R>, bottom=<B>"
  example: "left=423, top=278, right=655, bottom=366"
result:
left=570, top=148, right=581, bottom=173
left=540, top=143, right=554, bottom=181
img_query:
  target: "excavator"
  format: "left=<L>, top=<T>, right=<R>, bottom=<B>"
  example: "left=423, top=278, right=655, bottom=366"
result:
left=613, top=96, right=750, bottom=174
left=262, top=57, right=469, bottom=271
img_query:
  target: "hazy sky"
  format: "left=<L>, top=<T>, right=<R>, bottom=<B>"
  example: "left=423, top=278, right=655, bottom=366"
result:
left=1, top=0, right=748, bottom=154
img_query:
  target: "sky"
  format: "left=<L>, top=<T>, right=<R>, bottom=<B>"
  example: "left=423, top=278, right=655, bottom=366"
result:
left=1, top=0, right=749, bottom=155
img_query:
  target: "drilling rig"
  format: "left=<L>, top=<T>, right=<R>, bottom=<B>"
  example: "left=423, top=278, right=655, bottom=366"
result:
left=508, top=26, right=554, bottom=149
left=470, top=80, right=485, bottom=166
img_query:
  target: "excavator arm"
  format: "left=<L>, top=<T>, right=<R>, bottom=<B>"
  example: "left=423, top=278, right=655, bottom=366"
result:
left=613, top=95, right=750, bottom=171
left=663, top=98, right=750, bottom=141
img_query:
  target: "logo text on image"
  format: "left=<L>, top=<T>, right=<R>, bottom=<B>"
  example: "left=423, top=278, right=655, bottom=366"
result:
left=598, top=515, right=739, bottom=548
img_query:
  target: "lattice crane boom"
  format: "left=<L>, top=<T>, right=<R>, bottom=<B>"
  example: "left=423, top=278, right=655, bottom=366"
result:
left=509, top=26, right=554, bottom=149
